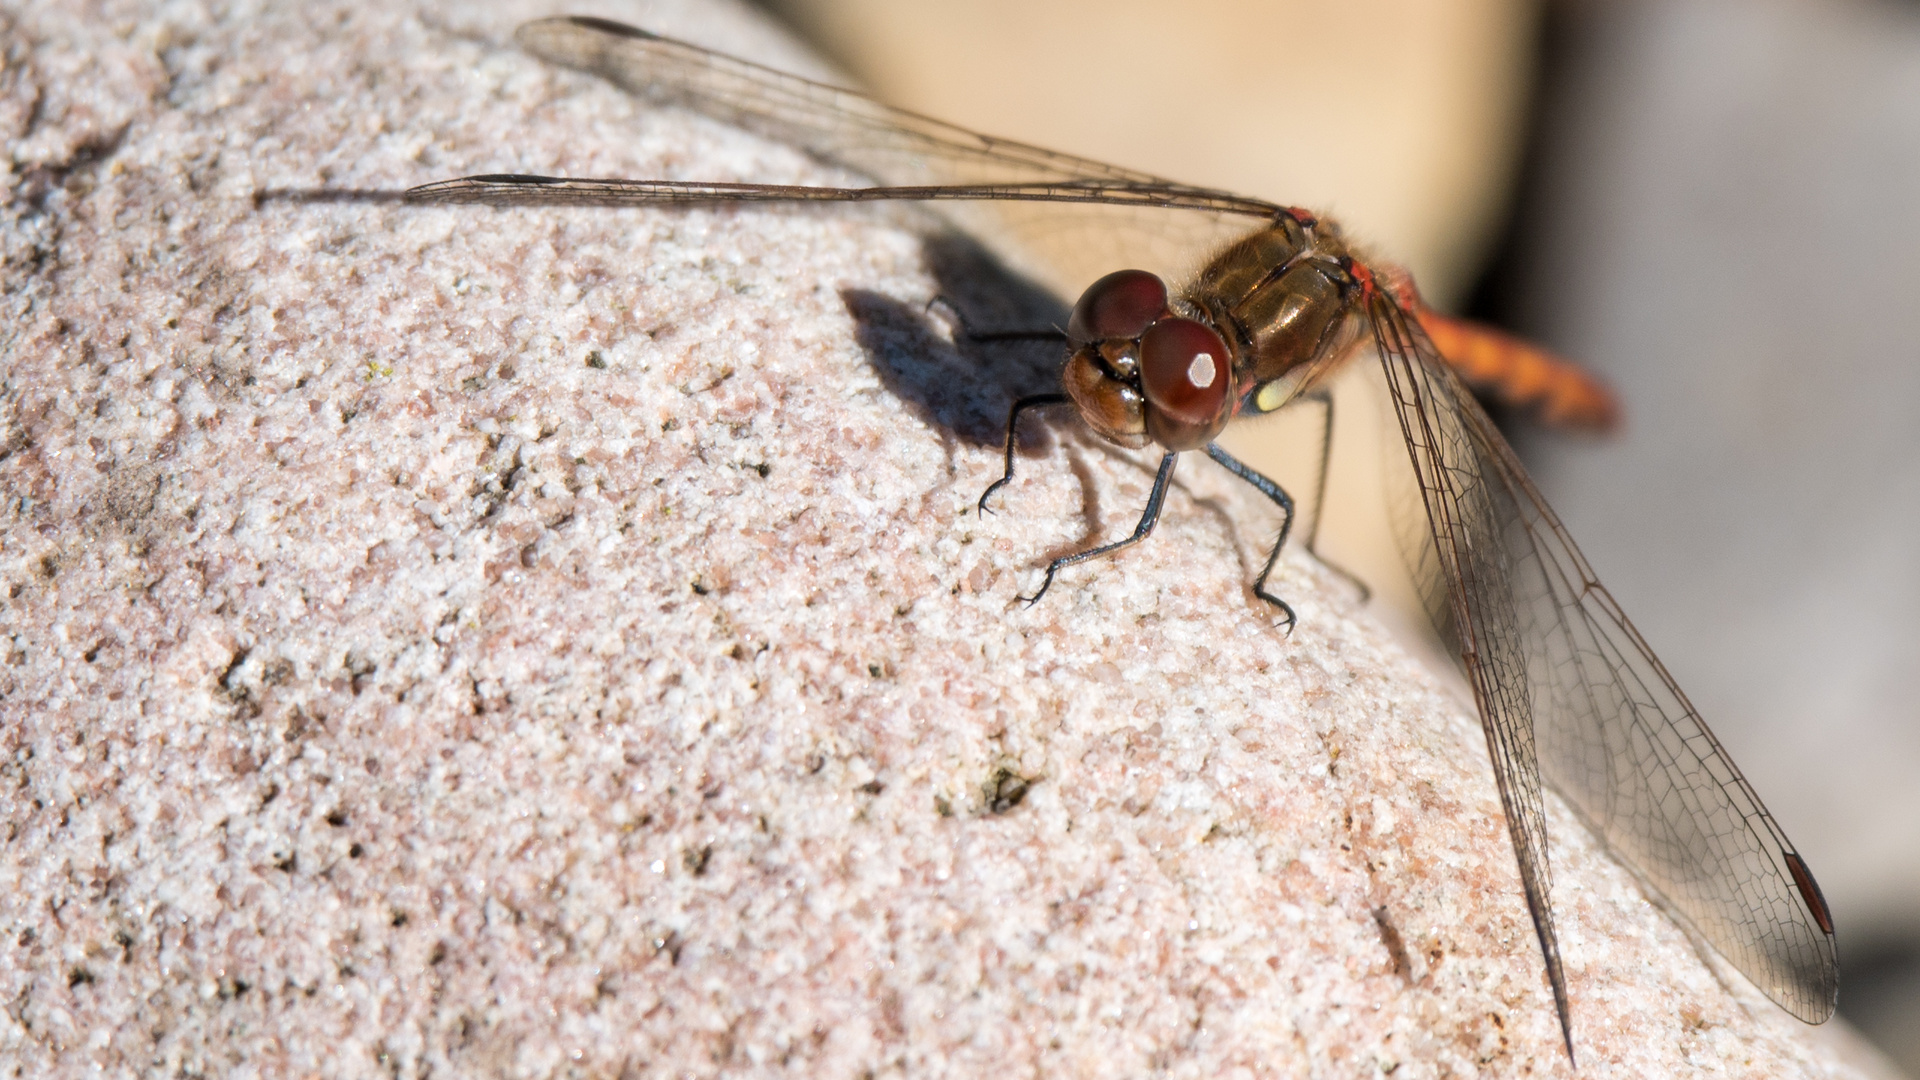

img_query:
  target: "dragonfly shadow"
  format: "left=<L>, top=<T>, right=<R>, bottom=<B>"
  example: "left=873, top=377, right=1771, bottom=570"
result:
left=840, top=233, right=1070, bottom=449
left=849, top=232, right=1227, bottom=566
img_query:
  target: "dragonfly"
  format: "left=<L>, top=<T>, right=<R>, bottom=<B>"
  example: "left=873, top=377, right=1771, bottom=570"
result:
left=407, top=15, right=1839, bottom=1059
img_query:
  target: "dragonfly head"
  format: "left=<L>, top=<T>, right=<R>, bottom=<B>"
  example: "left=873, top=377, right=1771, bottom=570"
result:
left=1063, top=269, right=1235, bottom=453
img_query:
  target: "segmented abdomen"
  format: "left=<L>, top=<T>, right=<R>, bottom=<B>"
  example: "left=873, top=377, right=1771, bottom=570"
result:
left=1415, top=309, right=1619, bottom=431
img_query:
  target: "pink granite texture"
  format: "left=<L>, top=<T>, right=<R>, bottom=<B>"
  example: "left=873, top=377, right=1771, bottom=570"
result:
left=0, top=1, right=1904, bottom=1077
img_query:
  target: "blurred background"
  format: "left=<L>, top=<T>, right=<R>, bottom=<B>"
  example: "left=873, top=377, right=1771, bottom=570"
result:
left=744, top=0, right=1917, bottom=1066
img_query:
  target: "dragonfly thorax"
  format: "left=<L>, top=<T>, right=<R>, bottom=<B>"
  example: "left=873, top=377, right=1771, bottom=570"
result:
left=1186, top=214, right=1367, bottom=402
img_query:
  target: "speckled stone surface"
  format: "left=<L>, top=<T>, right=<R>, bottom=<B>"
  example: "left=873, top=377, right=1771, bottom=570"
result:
left=0, top=1, right=1902, bottom=1077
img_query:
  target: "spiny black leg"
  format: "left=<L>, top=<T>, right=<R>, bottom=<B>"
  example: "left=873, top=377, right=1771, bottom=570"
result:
left=1296, top=388, right=1371, bottom=602
left=978, top=393, right=1072, bottom=513
left=1021, top=451, right=1178, bottom=606
left=926, top=295, right=1068, bottom=343
left=1204, top=443, right=1298, bottom=634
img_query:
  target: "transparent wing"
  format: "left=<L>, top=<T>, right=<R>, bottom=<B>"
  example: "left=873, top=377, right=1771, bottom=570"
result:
left=406, top=175, right=1282, bottom=216
left=437, top=17, right=1282, bottom=293
left=1370, top=292, right=1840, bottom=1033
left=514, top=17, right=1226, bottom=191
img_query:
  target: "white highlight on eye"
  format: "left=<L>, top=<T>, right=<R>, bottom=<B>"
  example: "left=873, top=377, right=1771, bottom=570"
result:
left=1186, top=352, right=1217, bottom=388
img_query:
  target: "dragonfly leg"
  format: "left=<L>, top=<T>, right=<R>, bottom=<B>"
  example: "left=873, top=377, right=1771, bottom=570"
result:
left=1296, top=388, right=1371, bottom=602
left=1020, top=451, right=1178, bottom=606
left=926, top=295, right=1067, bottom=344
left=978, top=393, right=1073, bottom=513
left=1203, top=443, right=1299, bottom=634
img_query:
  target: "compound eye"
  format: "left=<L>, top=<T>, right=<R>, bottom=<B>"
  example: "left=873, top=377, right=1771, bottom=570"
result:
left=1139, top=317, right=1231, bottom=426
left=1067, top=269, right=1168, bottom=343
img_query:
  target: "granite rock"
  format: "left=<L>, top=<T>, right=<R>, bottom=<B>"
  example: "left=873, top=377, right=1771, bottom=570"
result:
left=0, top=1, right=1899, bottom=1077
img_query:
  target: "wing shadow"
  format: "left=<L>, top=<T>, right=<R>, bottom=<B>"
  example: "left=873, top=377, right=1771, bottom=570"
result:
left=840, top=232, right=1071, bottom=448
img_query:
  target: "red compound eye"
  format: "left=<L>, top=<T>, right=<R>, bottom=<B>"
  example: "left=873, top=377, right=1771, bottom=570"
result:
left=1067, top=269, right=1168, bottom=343
left=1139, top=317, right=1231, bottom=426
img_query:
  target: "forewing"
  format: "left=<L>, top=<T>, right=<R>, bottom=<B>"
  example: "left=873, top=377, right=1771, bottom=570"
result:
left=514, top=17, right=1255, bottom=194
left=493, top=17, right=1278, bottom=292
left=1369, top=293, right=1571, bottom=1048
left=1370, top=295, right=1840, bottom=1028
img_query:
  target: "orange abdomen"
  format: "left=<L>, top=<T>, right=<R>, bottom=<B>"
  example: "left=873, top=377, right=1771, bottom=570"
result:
left=1415, top=309, right=1620, bottom=431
